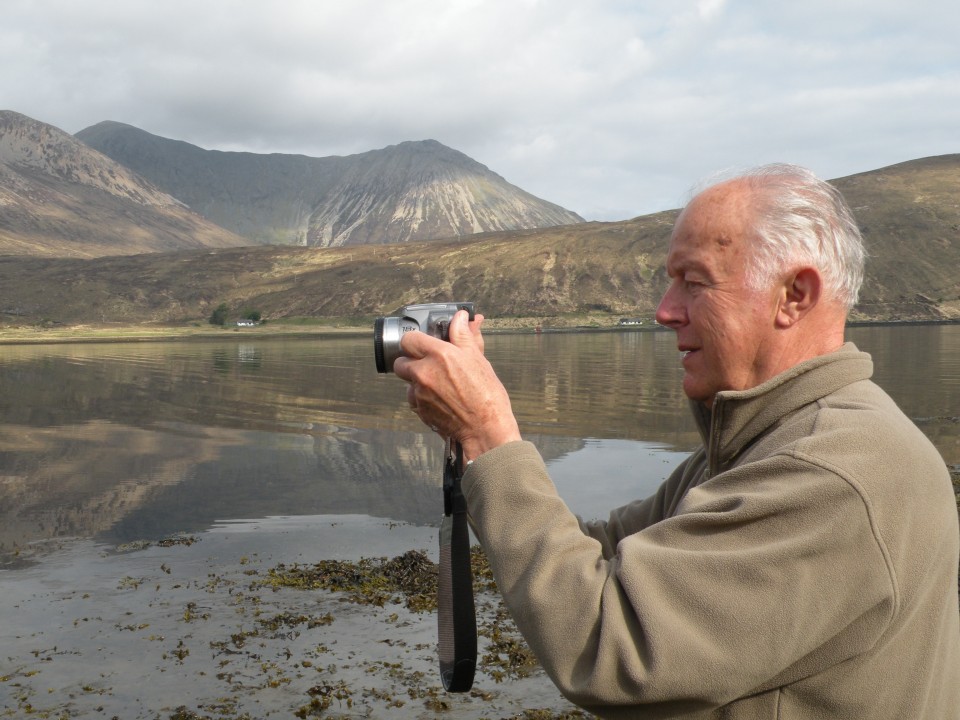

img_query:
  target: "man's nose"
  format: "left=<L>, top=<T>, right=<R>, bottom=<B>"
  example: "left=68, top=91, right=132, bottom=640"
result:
left=655, top=283, right=684, bottom=328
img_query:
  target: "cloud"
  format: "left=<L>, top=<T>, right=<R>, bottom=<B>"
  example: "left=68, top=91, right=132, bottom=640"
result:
left=2, top=0, right=958, bottom=220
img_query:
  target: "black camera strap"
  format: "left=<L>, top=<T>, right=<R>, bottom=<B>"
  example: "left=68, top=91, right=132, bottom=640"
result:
left=438, top=438, right=477, bottom=692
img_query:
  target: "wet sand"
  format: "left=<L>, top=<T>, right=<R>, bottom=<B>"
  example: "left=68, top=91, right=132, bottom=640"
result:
left=0, top=515, right=588, bottom=719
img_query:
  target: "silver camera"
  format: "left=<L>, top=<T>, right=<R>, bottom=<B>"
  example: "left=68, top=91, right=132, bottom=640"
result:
left=374, top=302, right=475, bottom=373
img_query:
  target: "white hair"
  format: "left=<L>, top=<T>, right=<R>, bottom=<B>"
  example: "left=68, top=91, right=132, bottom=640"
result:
left=695, top=163, right=866, bottom=309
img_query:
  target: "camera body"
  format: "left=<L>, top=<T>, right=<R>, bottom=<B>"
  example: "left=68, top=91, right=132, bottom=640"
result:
left=374, top=302, right=475, bottom=373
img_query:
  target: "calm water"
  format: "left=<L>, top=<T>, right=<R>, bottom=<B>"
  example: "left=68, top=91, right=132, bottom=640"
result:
left=1, top=325, right=959, bottom=560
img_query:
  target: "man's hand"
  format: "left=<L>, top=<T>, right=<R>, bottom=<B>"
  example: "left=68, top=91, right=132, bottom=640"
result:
left=393, top=310, right=521, bottom=462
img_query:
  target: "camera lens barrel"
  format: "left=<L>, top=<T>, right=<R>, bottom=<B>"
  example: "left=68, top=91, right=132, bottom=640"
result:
left=374, top=315, right=404, bottom=373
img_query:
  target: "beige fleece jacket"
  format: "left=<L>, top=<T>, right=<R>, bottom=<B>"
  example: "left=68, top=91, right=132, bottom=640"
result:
left=462, top=343, right=960, bottom=719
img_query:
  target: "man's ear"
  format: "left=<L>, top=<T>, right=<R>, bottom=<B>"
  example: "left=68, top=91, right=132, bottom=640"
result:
left=775, top=267, right=821, bottom=328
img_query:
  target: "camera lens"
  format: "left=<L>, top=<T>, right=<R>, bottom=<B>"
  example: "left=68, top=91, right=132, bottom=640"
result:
left=374, top=317, right=387, bottom=373
left=374, top=316, right=403, bottom=373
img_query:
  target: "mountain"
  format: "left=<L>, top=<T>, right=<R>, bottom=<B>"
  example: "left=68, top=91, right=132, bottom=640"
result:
left=0, top=111, right=248, bottom=257
left=75, top=121, right=585, bottom=247
left=2, top=152, right=959, bottom=327
left=0, top=152, right=957, bottom=326
left=829, top=155, right=960, bottom=319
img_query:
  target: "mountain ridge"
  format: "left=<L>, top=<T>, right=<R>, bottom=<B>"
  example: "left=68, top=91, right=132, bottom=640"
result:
left=74, top=121, right=584, bottom=248
left=0, top=110, right=249, bottom=257
left=1, top=109, right=958, bottom=325
left=1, top=149, right=958, bottom=327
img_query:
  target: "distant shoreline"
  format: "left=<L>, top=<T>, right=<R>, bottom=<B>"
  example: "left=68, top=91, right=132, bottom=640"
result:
left=0, top=323, right=366, bottom=346
left=1, top=317, right=958, bottom=346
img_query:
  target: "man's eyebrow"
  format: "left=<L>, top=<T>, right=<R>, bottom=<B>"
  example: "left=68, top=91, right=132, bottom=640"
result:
left=666, top=256, right=711, bottom=278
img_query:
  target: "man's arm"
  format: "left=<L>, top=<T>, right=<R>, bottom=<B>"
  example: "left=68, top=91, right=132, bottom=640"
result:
left=462, top=445, right=894, bottom=716
left=580, top=455, right=698, bottom=557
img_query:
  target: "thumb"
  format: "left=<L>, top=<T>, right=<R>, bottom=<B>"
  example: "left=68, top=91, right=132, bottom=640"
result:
left=448, top=309, right=483, bottom=351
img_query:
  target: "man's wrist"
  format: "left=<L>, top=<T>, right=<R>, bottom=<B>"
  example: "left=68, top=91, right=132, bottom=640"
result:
left=461, top=427, right=522, bottom=466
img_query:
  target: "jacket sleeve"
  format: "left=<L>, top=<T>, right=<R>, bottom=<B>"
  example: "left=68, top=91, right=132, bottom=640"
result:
left=461, top=441, right=896, bottom=718
left=579, top=454, right=700, bottom=558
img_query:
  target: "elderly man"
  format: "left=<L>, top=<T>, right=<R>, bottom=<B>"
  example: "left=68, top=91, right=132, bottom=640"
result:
left=393, top=164, right=960, bottom=719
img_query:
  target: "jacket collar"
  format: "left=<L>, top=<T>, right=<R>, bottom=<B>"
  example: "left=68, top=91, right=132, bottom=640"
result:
left=690, top=342, right=874, bottom=476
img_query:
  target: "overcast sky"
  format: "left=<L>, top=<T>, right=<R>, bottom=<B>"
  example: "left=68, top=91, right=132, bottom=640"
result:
left=3, top=0, right=958, bottom=221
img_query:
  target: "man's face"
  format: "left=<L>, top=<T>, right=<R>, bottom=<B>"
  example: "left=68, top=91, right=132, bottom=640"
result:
left=655, top=182, right=781, bottom=406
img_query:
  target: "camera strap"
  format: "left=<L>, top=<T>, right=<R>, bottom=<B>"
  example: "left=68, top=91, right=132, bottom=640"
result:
left=438, top=438, right=477, bottom=692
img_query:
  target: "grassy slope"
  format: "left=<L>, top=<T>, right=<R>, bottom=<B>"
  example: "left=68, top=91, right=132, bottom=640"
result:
left=1, top=155, right=959, bottom=329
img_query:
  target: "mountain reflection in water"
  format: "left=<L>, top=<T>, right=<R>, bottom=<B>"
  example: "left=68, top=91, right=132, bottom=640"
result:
left=1, top=325, right=958, bottom=560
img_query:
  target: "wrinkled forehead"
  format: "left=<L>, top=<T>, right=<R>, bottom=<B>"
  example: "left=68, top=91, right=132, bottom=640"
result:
left=677, top=179, right=756, bottom=233
left=667, top=181, right=758, bottom=271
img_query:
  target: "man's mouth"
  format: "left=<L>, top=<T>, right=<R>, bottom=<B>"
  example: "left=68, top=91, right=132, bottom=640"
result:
left=679, top=348, right=701, bottom=366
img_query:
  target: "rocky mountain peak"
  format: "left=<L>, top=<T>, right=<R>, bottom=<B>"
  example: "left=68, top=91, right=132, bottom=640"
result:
left=0, top=111, right=181, bottom=208
left=75, top=123, right=585, bottom=247
left=0, top=111, right=247, bottom=257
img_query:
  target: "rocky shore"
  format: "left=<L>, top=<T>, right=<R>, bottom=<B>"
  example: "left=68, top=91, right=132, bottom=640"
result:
left=0, top=516, right=588, bottom=720
left=4, top=476, right=959, bottom=720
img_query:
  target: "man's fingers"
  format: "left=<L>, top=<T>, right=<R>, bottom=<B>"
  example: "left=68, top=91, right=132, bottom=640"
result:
left=394, top=331, right=445, bottom=381
left=448, top=310, right=486, bottom=354
left=396, top=310, right=484, bottom=372
left=392, top=308, right=507, bottom=452
left=396, top=329, right=430, bottom=360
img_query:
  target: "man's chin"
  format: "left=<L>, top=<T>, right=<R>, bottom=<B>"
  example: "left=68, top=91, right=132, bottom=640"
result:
left=682, top=377, right=713, bottom=408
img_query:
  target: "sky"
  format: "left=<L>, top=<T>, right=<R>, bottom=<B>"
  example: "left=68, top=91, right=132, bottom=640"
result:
left=3, top=0, right=958, bottom=221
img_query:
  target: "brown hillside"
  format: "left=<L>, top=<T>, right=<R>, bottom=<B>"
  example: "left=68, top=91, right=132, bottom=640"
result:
left=832, top=155, right=960, bottom=319
left=0, top=213, right=675, bottom=325
left=0, top=155, right=958, bottom=326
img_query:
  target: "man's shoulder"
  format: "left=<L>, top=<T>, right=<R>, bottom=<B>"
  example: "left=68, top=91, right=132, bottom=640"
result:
left=812, top=378, right=929, bottom=446
left=787, top=378, right=951, bottom=502
left=745, top=376, right=945, bottom=489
